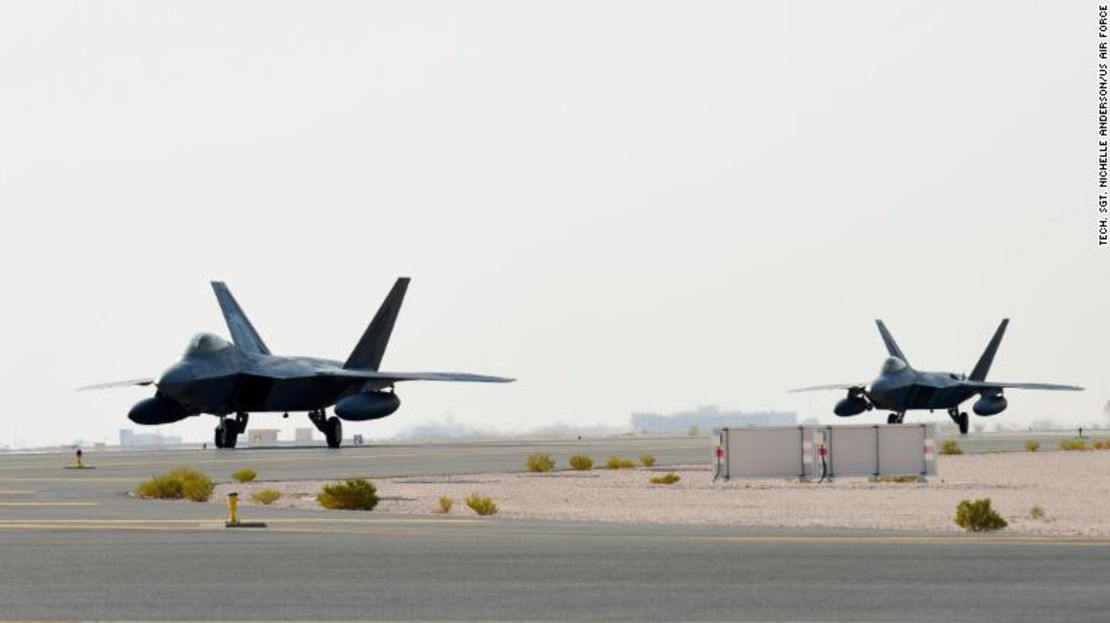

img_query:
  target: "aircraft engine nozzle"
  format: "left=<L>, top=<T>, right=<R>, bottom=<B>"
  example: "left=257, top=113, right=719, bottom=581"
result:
left=973, top=394, right=1008, bottom=416
left=834, top=395, right=870, bottom=417
left=334, top=391, right=401, bottom=421
left=128, top=395, right=191, bottom=425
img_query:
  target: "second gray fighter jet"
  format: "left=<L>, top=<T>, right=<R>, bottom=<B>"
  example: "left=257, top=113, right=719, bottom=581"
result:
left=791, top=319, right=1082, bottom=434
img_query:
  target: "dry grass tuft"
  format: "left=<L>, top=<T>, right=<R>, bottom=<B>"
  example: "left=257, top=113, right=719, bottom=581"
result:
left=954, top=498, right=1008, bottom=532
left=317, top=478, right=379, bottom=511
left=231, top=468, right=257, bottom=483
left=250, top=488, right=282, bottom=505
left=649, top=472, right=680, bottom=485
left=940, top=440, right=963, bottom=455
left=465, top=493, right=498, bottom=516
left=135, top=467, right=214, bottom=502
left=437, top=496, right=454, bottom=514
left=606, top=456, right=637, bottom=469
left=525, top=453, right=556, bottom=473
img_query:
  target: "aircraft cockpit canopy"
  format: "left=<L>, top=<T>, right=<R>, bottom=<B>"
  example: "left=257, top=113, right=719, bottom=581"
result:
left=184, top=332, right=231, bottom=357
left=881, top=356, right=908, bottom=375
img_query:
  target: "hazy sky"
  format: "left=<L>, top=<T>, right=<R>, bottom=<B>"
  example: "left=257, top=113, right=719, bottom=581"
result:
left=0, top=1, right=1102, bottom=446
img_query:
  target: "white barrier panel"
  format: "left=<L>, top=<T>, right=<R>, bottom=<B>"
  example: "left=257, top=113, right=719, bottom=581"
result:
left=715, top=424, right=935, bottom=481
left=721, top=427, right=805, bottom=478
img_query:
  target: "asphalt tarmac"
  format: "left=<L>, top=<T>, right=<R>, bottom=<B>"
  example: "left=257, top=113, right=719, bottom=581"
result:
left=1, top=435, right=1108, bottom=620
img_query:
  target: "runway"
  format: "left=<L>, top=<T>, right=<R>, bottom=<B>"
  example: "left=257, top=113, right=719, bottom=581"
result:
left=1, top=435, right=1108, bottom=620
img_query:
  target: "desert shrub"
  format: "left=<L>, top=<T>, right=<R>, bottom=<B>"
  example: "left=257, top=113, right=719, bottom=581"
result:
left=317, top=478, right=379, bottom=511
left=606, top=456, right=637, bottom=469
left=1029, top=504, right=1045, bottom=520
left=940, top=440, right=963, bottom=455
left=437, top=496, right=454, bottom=513
left=1094, top=439, right=1109, bottom=450
left=954, top=498, right=1008, bottom=532
left=1059, top=438, right=1087, bottom=451
left=231, top=468, right=257, bottom=483
left=650, top=472, right=680, bottom=485
left=525, top=453, right=555, bottom=473
left=569, top=454, right=594, bottom=470
left=250, top=488, right=282, bottom=505
left=135, top=467, right=214, bottom=502
left=639, top=454, right=657, bottom=468
left=465, top=493, right=498, bottom=516
left=1025, top=439, right=1040, bottom=452
left=876, top=475, right=920, bottom=483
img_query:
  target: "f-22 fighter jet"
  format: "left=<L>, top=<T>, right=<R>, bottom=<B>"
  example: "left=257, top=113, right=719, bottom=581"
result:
left=791, top=319, right=1082, bottom=434
left=81, top=278, right=513, bottom=448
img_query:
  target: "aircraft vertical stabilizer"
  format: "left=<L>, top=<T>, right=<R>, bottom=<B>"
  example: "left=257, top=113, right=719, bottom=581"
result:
left=875, top=320, right=909, bottom=363
left=344, top=277, right=410, bottom=371
left=211, top=282, right=271, bottom=355
left=969, top=319, right=1009, bottom=381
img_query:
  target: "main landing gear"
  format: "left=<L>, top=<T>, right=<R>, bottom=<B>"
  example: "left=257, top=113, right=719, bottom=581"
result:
left=948, top=407, right=969, bottom=435
left=886, top=412, right=905, bottom=425
left=214, top=412, right=249, bottom=449
left=309, top=409, right=343, bottom=449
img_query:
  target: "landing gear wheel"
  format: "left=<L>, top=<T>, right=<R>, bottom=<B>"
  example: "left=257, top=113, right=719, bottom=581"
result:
left=887, top=413, right=897, bottom=425
left=324, top=416, right=343, bottom=449
left=958, top=412, right=969, bottom=436
left=215, top=419, right=238, bottom=448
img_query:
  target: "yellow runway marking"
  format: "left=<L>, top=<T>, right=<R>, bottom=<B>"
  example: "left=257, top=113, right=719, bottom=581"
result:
left=0, top=447, right=560, bottom=471
left=0, top=490, right=33, bottom=495
left=0, top=502, right=100, bottom=507
left=0, top=516, right=1107, bottom=546
left=0, top=477, right=135, bottom=483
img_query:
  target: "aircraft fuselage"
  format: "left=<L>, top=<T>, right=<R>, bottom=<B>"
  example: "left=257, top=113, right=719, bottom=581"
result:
left=157, top=342, right=383, bottom=416
left=868, top=367, right=984, bottom=412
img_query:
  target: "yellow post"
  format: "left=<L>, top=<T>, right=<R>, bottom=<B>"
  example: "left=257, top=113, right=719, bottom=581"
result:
left=227, top=492, right=239, bottom=525
left=75, top=449, right=84, bottom=469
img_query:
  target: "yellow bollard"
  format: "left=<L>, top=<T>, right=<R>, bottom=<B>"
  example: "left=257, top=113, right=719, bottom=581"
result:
left=227, top=492, right=239, bottom=525
left=224, top=491, right=266, bottom=528
left=64, top=448, right=94, bottom=470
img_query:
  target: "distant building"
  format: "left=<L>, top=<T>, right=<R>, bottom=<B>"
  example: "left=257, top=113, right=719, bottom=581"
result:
left=118, top=428, right=183, bottom=447
left=630, top=405, right=797, bottom=434
left=294, top=428, right=315, bottom=443
left=248, top=429, right=280, bottom=445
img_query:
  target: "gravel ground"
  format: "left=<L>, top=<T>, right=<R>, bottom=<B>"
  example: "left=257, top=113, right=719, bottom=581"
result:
left=213, top=450, right=1110, bottom=535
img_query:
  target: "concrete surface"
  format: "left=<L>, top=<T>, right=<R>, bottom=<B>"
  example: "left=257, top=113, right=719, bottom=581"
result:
left=1, top=434, right=1108, bottom=620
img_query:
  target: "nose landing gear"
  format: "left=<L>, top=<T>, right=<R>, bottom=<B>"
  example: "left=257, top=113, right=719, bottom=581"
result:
left=213, top=412, right=249, bottom=449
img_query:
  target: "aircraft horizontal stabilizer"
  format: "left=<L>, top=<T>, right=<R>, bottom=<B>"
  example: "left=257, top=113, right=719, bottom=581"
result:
left=963, top=380, right=1084, bottom=392
left=77, top=378, right=156, bottom=391
left=319, top=368, right=514, bottom=384
left=788, top=383, right=867, bottom=393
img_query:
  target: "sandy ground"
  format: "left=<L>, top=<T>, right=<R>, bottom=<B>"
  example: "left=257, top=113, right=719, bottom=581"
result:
left=213, top=451, right=1110, bottom=535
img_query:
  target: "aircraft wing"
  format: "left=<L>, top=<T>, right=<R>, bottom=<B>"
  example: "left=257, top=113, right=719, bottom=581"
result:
left=788, top=383, right=867, bottom=393
left=319, top=368, right=515, bottom=383
left=77, top=378, right=156, bottom=391
left=962, top=380, right=1084, bottom=392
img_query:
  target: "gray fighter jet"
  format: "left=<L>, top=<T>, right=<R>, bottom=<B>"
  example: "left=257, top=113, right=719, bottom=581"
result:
left=791, top=319, right=1082, bottom=434
left=81, top=278, right=513, bottom=448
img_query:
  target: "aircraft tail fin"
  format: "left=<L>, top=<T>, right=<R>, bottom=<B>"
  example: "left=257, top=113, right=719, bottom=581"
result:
left=211, top=282, right=271, bottom=355
left=344, top=277, right=410, bottom=370
left=970, top=318, right=1009, bottom=381
left=875, top=320, right=908, bottom=364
